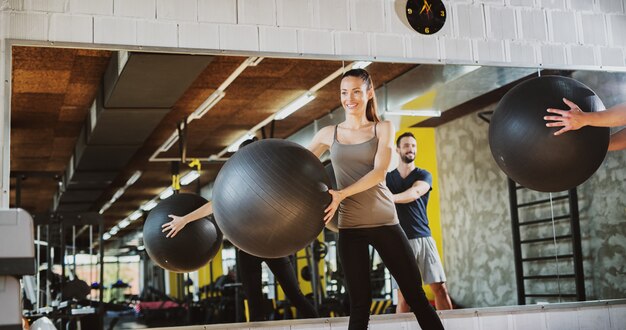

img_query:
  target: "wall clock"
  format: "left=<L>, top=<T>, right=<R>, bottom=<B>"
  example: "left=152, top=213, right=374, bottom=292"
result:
left=406, top=0, right=447, bottom=35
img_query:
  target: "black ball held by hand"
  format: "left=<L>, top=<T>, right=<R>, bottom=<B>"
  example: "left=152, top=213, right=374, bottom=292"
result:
left=489, top=76, right=609, bottom=192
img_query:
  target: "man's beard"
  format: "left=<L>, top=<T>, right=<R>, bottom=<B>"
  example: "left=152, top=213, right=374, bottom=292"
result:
left=401, top=154, right=414, bottom=164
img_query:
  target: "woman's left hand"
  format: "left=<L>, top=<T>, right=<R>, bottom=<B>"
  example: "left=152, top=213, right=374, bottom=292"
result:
left=324, top=189, right=344, bottom=224
left=161, top=215, right=189, bottom=238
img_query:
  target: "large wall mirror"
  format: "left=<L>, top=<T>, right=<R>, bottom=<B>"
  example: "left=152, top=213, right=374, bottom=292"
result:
left=9, top=44, right=626, bottom=328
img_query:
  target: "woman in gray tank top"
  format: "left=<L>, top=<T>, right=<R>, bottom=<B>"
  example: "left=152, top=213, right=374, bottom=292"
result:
left=308, top=69, right=443, bottom=330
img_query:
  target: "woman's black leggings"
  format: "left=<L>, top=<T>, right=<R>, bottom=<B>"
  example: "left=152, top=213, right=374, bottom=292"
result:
left=237, top=249, right=319, bottom=321
left=338, top=224, right=444, bottom=330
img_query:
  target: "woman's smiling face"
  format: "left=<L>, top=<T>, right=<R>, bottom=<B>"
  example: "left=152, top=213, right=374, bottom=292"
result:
left=340, top=76, right=371, bottom=115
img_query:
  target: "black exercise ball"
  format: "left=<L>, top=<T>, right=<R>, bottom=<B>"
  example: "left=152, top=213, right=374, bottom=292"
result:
left=143, top=193, right=223, bottom=272
left=213, top=139, right=330, bottom=258
left=489, top=76, right=610, bottom=192
left=323, top=161, right=339, bottom=233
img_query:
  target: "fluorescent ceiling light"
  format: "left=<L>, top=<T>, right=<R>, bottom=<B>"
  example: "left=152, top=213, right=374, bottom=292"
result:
left=112, top=188, right=125, bottom=201
left=189, top=91, right=226, bottom=120
left=103, top=233, right=111, bottom=241
left=99, top=201, right=112, bottom=215
left=384, top=110, right=442, bottom=117
left=159, top=187, right=174, bottom=200
left=109, top=226, right=120, bottom=235
left=352, top=61, right=372, bottom=69
left=227, top=133, right=256, bottom=153
left=274, top=93, right=316, bottom=120
left=160, top=132, right=179, bottom=152
left=129, top=210, right=143, bottom=221
left=126, top=170, right=142, bottom=186
left=180, top=170, right=201, bottom=186
left=118, top=218, right=131, bottom=229
left=141, top=200, right=158, bottom=211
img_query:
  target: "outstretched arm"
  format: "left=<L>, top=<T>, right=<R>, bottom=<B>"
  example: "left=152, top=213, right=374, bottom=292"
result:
left=392, top=180, right=431, bottom=204
left=609, top=128, right=626, bottom=151
left=162, top=201, right=213, bottom=238
left=545, top=99, right=626, bottom=135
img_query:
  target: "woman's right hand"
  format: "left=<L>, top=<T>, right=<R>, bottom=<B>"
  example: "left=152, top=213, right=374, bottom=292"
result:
left=324, top=189, right=345, bottom=224
left=161, top=215, right=189, bottom=238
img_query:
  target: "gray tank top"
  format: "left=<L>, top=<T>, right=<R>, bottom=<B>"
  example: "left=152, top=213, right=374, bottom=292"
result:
left=329, top=124, right=399, bottom=229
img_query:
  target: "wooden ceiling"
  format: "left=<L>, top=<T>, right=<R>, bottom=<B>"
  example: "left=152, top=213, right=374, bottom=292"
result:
left=9, top=46, right=415, bottom=243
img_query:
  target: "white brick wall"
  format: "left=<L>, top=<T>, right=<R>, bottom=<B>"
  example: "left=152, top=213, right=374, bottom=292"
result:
left=0, top=0, right=623, bottom=71
left=568, top=0, right=595, bottom=12
left=179, top=23, right=219, bottom=49
left=597, top=0, right=624, bottom=14
left=442, top=38, right=473, bottom=62
left=198, top=0, right=236, bottom=24
left=94, top=16, right=136, bottom=45
left=114, top=0, right=156, bottom=19
left=508, top=41, right=538, bottom=64
left=540, top=44, right=568, bottom=65
left=607, top=14, right=626, bottom=46
left=539, top=0, right=566, bottom=10
left=137, top=20, right=178, bottom=47
left=277, top=0, right=313, bottom=28
left=157, top=0, right=197, bottom=21
left=486, top=5, right=517, bottom=40
left=548, top=10, right=577, bottom=43
left=6, top=11, right=48, bottom=40
left=315, top=0, right=349, bottom=30
left=349, top=0, right=385, bottom=33
left=297, top=29, right=334, bottom=55
left=599, top=47, right=625, bottom=66
left=518, top=8, right=549, bottom=41
left=579, top=13, right=607, bottom=46
left=24, top=0, right=66, bottom=13
left=219, top=24, right=259, bottom=51
left=334, top=31, right=370, bottom=56
left=509, top=0, right=535, bottom=7
left=49, top=14, right=93, bottom=43
left=454, top=4, right=486, bottom=39
left=238, top=0, right=276, bottom=26
left=70, top=0, right=113, bottom=16
left=371, top=33, right=405, bottom=58
left=259, top=26, right=297, bottom=53
left=408, top=35, right=440, bottom=60
left=568, top=45, right=597, bottom=65
left=474, top=39, right=506, bottom=63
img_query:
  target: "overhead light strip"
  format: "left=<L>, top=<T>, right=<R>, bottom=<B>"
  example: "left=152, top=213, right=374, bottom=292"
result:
left=98, top=170, right=142, bottom=214
left=274, top=93, right=316, bottom=120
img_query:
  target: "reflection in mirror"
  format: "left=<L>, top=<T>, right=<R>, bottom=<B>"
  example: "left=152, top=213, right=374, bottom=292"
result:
left=9, top=45, right=625, bottom=328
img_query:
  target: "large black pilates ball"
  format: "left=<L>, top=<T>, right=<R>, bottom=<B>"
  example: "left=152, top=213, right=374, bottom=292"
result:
left=212, top=139, right=330, bottom=258
left=489, top=76, right=609, bottom=192
left=143, top=193, right=222, bottom=272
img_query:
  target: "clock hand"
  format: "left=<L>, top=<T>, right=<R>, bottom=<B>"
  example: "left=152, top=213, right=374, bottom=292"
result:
left=419, top=1, right=429, bottom=15
left=419, top=0, right=433, bottom=18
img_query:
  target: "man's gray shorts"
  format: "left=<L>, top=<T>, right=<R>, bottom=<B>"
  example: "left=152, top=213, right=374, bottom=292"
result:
left=392, top=236, right=446, bottom=287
